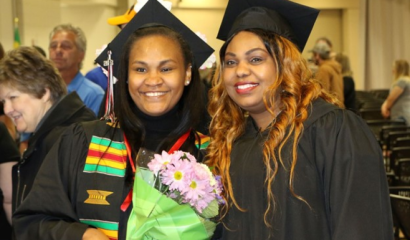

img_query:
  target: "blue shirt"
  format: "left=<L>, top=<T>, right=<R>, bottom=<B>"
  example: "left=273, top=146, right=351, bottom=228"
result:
left=68, top=72, right=104, bottom=116
left=85, top=67, right=108, bottom=91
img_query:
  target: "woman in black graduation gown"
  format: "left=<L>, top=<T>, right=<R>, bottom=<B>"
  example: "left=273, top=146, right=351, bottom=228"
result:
left=12, top=1, right=214, bottom=239
left=206, top=1, right=393, bottom=240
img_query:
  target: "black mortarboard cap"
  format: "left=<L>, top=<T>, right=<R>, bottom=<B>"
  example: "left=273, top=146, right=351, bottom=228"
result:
left=95, top=0, right=214, bottom=79
left=217, top=0, right=319, bottom=52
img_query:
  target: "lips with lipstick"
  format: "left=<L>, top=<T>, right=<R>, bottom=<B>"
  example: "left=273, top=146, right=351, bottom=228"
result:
left=235, top=82, right=259, bottom=94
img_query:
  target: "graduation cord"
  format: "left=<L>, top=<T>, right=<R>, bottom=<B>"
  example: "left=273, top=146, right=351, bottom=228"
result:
left=120, top=130, right=191, bottom=211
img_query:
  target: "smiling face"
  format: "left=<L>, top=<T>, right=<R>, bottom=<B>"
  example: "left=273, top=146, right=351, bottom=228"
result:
left=127, top=35, right=191, bottom=117
left=0, top=85, right=52, bottom=133
left=222, top=31, right=278, bottom=117
left=49, top=31, right=84, bottom=73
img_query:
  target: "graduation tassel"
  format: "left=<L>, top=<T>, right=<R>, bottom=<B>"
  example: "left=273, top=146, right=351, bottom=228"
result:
left=102, top=50, right=116, bottom=122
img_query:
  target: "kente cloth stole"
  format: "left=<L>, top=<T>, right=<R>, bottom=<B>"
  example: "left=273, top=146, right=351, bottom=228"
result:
left=80, top=124, right=128, bottom=240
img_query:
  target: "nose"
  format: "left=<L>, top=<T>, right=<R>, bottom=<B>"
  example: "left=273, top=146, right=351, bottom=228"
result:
left=55, top=45, right=63, bottom=54
left=144, top=71, right=163, bottom=86
left=50, top=44, right=63, bottom=54
left=3, top=101, right=13, bottom=116
left=236, top=61, right=250, bottom=78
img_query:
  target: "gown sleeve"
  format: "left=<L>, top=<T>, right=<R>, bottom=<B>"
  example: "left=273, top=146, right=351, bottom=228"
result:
left=311, top=108, right=393, bottom=240
left=13, top=123, right=90, bottom=240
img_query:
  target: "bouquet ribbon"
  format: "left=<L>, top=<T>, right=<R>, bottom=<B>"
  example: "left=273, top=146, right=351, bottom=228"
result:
left=126, top=168, right=211, bottom=240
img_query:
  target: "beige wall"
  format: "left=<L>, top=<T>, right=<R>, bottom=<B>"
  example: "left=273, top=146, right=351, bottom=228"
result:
left=23, top=0, right=61, bottom=54
left=60, top=5, right=117, bottom=71
left=0, top=0, right=16, bottom=50
left=172, top=8, right=225, bottom=62
left=303, top=9, right=343, bottom=59
left=342, top=8, right=362, bottom=89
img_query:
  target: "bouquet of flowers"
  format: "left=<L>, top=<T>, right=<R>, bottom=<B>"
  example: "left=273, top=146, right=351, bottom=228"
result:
left=126, top=149, right=223, bottom=240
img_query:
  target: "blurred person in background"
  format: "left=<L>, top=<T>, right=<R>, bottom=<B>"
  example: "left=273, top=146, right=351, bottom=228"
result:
left=335, top=53, right=356, bottom=111
left=381, top=59, right=410, bottom=125
left=316, top=37, right=336, bottom=60
left=311, top=42, right=345, bottom=107
left=49, top=24, right=104, bottom=116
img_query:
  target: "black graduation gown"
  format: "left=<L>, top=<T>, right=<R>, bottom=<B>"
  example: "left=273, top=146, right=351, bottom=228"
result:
left=223, top=98, right=393, bottom=240
left=13, top=118, right=205, bottom=240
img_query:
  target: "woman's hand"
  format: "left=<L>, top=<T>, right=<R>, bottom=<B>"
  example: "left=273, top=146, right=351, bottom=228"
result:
left=82, top=228, right=110, bottom=240
left=381, top=102, right=390, bottom=118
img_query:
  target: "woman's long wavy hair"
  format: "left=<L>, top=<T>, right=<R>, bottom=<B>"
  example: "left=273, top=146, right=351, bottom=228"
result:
left=206, top=29, right=341, bottom=228
left=115, top=26, right=204, bottom=159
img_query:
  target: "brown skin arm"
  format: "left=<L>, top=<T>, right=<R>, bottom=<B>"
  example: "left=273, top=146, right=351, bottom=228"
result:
left=82, top=228, right=110, bottom=240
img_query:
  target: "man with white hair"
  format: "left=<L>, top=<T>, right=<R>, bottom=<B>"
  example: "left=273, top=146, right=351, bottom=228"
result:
left=49, top=24, right=105, bottom=116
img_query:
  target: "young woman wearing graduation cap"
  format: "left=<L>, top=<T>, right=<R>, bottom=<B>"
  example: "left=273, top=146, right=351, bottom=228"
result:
left=206, top=0, right=393, bottom=239
left=12, top=1, right=214, bottom=239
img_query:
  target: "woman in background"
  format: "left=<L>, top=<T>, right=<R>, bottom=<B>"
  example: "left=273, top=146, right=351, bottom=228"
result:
left=0, top=46, right=96, bottom=214
left=381, top=59, right=410, bottom=125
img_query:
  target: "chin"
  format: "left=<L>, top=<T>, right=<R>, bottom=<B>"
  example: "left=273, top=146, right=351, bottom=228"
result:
left=145, top=110, right=167, bottom=117
left=17, top=128, right=26, bottom=133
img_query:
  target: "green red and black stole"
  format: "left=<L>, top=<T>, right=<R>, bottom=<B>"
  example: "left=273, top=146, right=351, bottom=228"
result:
left=79, top=121, right=127, bottom=240
left=79, top=123, right=210, bottom=240
left=195, top=131, right=210, bottom=150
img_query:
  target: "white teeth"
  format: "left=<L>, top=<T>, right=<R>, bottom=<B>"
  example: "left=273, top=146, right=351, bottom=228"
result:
left=145, top=92, right=166, bottom=97
left=237, top=84, right=258, bottom=89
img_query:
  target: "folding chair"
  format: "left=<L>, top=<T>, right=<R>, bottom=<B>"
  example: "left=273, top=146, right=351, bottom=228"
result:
left=389, top=147, right=410, bottom=173
left=390, top=186, right=410, bottom=196
left=395, top=137, right=410, bottom=148
left=380, top=126, right=410, bottom=148
left=396, top=159, right=410, bottom=186
left=390, top=194, right=410, bottom=239
left=386, top=132, right=410, bottom=160
left=366, top=120, right=406, bottom=142
left=370, top=89, right=389, bottom=100
left=359, top=108, right=384, bottom=121
left=386, top=171, right=396, bottom=186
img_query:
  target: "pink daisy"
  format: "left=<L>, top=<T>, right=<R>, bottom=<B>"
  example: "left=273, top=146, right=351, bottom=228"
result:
left=161, top=159, right=192, bottom=192
left=148, top=151, right=172, bottom=174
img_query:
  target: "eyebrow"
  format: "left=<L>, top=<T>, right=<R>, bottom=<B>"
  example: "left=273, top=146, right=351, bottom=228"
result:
left=130, top=59, right=177, bottom=66
left=1, top=90, right=13, bottom=99
left=225, top=47, right=267, bottom=57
